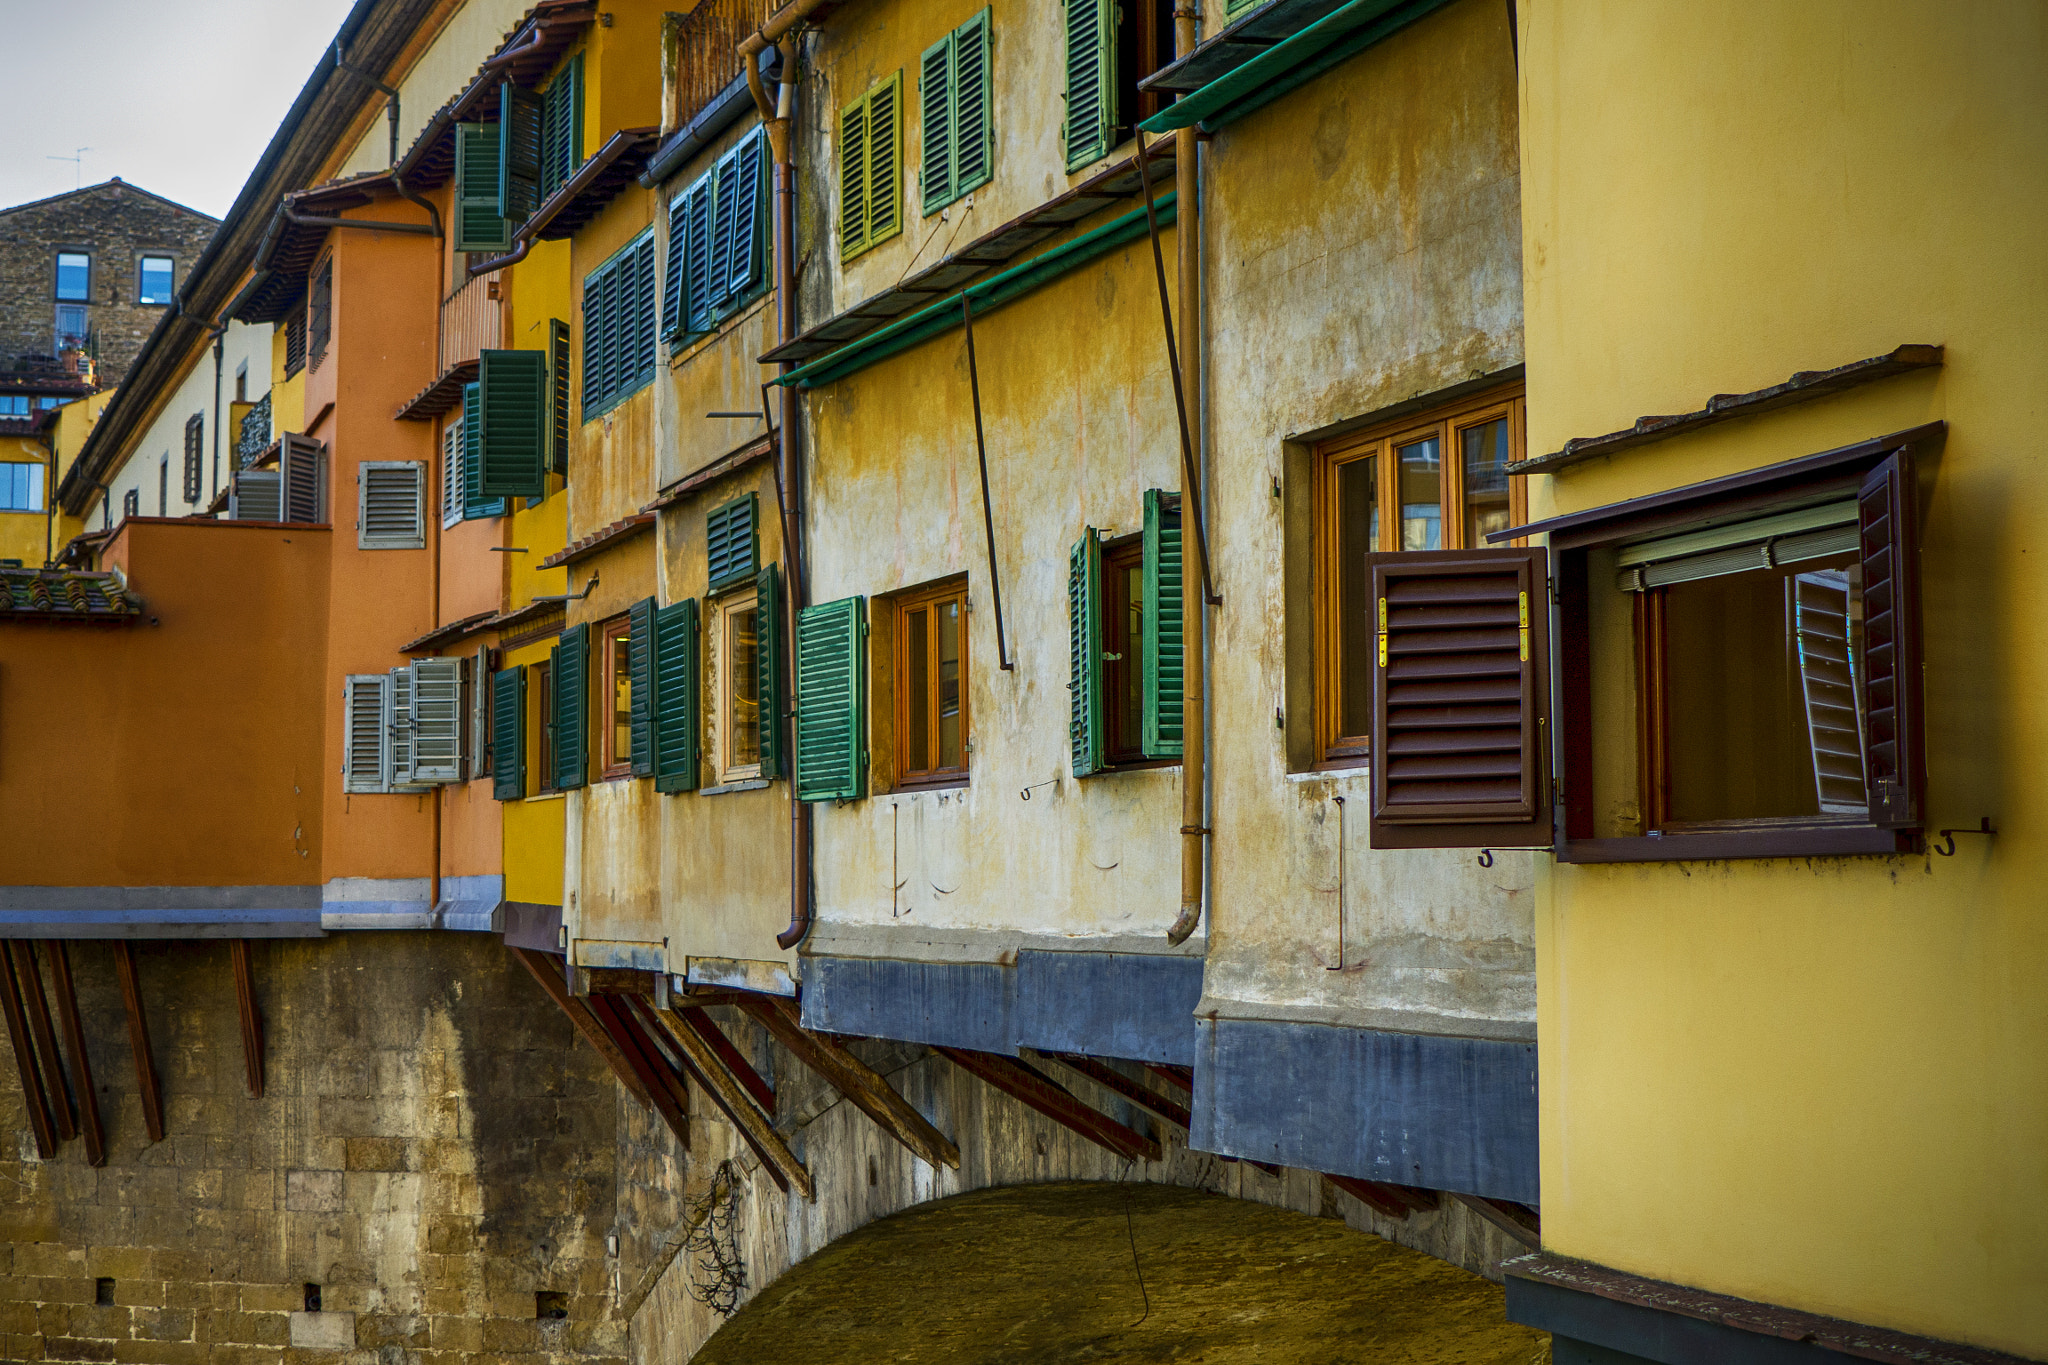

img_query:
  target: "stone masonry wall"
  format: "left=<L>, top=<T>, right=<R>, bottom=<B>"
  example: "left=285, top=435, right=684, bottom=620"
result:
left=0, top=181, right=218, bottom=388
left=0, top=932, right=621, bottom=1364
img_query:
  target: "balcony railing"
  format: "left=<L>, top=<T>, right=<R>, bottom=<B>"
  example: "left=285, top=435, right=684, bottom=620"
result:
left=439, top=269, right=504, bottom=374
left=675, top=0, right=778, bottom=126
left=237, top=393, right=272, bottom=469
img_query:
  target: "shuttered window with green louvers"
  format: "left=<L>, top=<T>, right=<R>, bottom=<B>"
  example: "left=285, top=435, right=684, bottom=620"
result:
left=1141, top=489, right=1183, bottom=758
left=477, top=349, right=548, bottom=497
left=461, top=383, right=508, bottom=519
left=920, top=9, right=994, bottom=215
left=455, top=122, right=511, bottom=252
left=795, top=596, right=868, bottom=802
left=499, top=82, right=545, bottom=224
left=548, top=318, right=570, bottom=474
left=654, top=599, right=701, bottom=793
left=839, top=72, right=903, bottom=261
left=492, top=666, right=525, bottom=800
left=627, top=596, right=657, bottom=778
left=1068, top=530, right=1104, bottom=776
left=757, top=564, right=784, bottom=780
left=664, top=127, right=768, bottom=344
left=541, top=52, right=584, bottom=200
left=580, top=228, right=657, bottom=419
left=553, top=622, right=589, bottom=789
left=1063, top=0, right=1116, bottom=172
left=706, top=493, right=759, bottom=592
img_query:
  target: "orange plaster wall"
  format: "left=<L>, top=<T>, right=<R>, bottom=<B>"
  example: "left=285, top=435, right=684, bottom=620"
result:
left=0, top=520, right=329, bottom=887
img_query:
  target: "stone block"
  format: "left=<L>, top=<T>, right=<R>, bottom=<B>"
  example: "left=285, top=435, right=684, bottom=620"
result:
left=205, top=1346, right=285, bottom=1365
left=195, top=1309, right=289, bottom=1347
left=284, top=1171, right=342, bottom=1214
left=43, top=1339, right=116, bottom=1363
left=43, top=1302, right=129, bottom=1340
left=130, top=1306, right=195, bottom=1341
left=285, top=1311, right=354, bottom=1350
left=426, top=1315, right=481, bottom=1350
left=15, top=1243, right=85, bottom=1278
left=84, top=1247, right=152, bottom=1280
left=478, top=1315, right=538, bottom=1352
left=177, top=1168, right=226, bottom=1205
left=340, top=1138, right=408, bottom=1172
left=113, top=1280, right=166, bottom=1308
left=353, top=1313, right=428, bottom=1348
left=237, top=1286, right=304, bottom=1314
left=114, top=1339, right=206, bottom=1365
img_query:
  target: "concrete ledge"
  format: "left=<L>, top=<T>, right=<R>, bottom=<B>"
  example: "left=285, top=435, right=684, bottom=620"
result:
left=803, top=920, right=1206, bottom=965
left=320, top=877, right=431, bottom=930
left=434, top=874, right=504, bottom=932
left=0, top=885, right=325, bottom=938
left=574, top=938, right=666, bottom=971
left=1191, top=1014, right=1538, bottom=1203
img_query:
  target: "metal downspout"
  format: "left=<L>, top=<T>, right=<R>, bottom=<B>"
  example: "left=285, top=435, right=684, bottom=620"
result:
left=762, top=41, right=814, bottom=952
left=210, top=328, right=225, bottom=504
left=1166, top=10, right=1209, bottom=947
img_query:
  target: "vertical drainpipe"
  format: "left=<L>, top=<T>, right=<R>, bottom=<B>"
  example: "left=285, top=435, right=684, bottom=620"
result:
left=210, top=328, right=225, bottom=504
left=1166, top=8, right=1208, bottom=947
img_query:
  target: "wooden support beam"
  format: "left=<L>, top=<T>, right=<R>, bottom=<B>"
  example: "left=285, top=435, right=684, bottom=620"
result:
left=1322, top=1173, right=1443, bottom=1221
left=583, top=994, right=693, bottom=1151
left=46, top=943, right=105, bottom=1167
left=735, top=995, right=960, bottom=1171
left=938, top=1046, right=1161, bottom=1163
left=641, top=999, right=811, bottom=1200
left=508, top=946, right=655, bottom=1111
left=230, top=941, right=265, bottom=1099
left=1044, top=1052, right=1192, bottom=1130
left=113, top=942, right=165, bottom=1144
left=10, top=943, right=75, bottom=1140
left=675, top=1006, right=775, bottom=1115
left=1452, top=1192, right=1541, bottom=1248
left=0, top=941, right=57, bottom=1158
left=1145, top=1062, right=1194, bottom=1094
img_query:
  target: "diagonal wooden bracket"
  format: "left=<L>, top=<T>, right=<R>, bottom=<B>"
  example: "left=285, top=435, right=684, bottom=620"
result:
left=46, top=943, right=104, bottom=1166
left=1323, top=1172, right=1443, bottom=1221
left=1452, top=1192, right=1541, bottom=1248
left=231, top=941, right=265, bottom=1098
left=10, top=942, right=76, bottom=1141
left=113, top=942, right=165, bottom=1144
left=584, top=994, right=692, bottom=1150
left=642, top=999, right=812, bottom=1200
left=736, top=995, right=960, bottom=1172
left=509, top=946, right=656, bottom=1112
left=0, top=941, right=58, bottom=1158
left=1043, top=1052, right=1191, bottom=1130
left=675, top=1006, right=776, bottom=1115
left=939, top=1046, right=1161, bottom=1163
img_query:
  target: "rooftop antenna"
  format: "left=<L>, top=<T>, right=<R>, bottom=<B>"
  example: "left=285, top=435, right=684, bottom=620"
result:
left=45, top=148, right=91, bottom=190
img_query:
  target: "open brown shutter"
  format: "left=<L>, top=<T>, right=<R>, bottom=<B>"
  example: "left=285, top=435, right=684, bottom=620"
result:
left=1368, top=548, right=1551, bottom=849
left=1858, top=449, right=1924, bottom=829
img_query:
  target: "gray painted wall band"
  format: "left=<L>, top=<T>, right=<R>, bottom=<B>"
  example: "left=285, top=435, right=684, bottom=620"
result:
left=802, top=956, right=1016, bottom=1054
left=1013, top=950, right=1202, bottom=1065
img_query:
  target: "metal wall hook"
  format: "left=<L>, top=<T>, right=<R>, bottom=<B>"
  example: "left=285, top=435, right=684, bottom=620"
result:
left=1934, top=817, right=1996, bottom=857
left=1327, top=795, right=1347, bottom=971
left=1477, top=849, right=1494, bottom=868
left=1020, top=779, right=1058, bottom=801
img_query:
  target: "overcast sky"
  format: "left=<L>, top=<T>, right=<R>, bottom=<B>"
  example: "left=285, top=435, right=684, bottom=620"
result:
left=0, top=0, right=359, bottom=219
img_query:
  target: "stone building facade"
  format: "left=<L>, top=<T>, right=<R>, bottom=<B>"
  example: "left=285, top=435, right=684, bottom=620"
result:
left=0, top=180, right=218, bottom=389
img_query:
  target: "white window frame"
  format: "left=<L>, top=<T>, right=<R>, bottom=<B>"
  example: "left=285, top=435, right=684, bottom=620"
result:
left=359, top=460, right=427, bottom=550
left=712, top=585, right=764, bottom=785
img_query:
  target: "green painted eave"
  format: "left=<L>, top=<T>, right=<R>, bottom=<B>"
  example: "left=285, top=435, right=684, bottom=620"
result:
left=1138, top=0, right=1455, bottom=135
left=774, top=193, right=1176, bottom=390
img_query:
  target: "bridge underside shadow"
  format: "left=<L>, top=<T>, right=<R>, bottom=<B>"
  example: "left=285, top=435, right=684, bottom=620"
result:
left=693, top=1182, right=1551, bottom=1364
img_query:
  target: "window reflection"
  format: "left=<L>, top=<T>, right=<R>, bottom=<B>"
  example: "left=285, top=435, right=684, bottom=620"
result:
left=1399, top=436, right=1441, bottom=549
left=730, top=605, right=760, bottom=767
left=1461, top=418, right=1512, bottom=547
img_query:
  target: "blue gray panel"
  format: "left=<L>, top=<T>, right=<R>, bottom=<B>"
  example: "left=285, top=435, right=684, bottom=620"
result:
left=436, top=875, right=504, bottom=932
left=1508, top=1277, right=1828, bottom=1365
left=1013, top=951, right=1201, bottom=1065
left=321, top=877, right=433, bottom=930
left=1190, top=1015, right=1538, bottom=1203
left=501, top=901, right=563, bottom=953
left=802, top=955, right=1014, bottom=1053
left=0, top=884, right=324, bottom=939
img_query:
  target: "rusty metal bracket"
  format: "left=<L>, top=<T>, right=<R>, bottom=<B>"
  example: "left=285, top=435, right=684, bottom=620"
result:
left=1934, top=817, right=1995, bottom=857
left=960, top=294, right=1013, bottom=669
left=1327, top=796, right=1347, bottom=970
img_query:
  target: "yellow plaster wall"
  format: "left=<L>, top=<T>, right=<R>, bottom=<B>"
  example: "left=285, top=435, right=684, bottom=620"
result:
left=502, top=635, right=568, bottom=906
left=331, top=0, right=535, bottom=181
left=0, top=434, right=52, bottom=565
left=1519, top=1, right=2048, bottom=1352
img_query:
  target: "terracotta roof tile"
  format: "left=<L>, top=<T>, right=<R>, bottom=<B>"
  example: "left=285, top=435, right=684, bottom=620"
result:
left=0, top=567, right=141, bottom=623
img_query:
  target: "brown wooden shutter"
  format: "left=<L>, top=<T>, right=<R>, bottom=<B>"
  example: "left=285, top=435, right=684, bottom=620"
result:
left=1858, top=449, right=1924, bottom=829
left=1368, top=547, right=1551, bottom=849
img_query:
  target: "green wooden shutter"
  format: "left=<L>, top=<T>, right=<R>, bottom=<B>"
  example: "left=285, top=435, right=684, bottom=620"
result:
left=1068, top=532, right=1104, bottom=777
left=662, top=187, right=691, bottom=342
left=1063, top=0, right=1115, bottom=172
left=757, top=563, right=784, bottom=780
left=683, top=174, right=716, bottom=335
left=953, top=10, right=994, bottom=198
left=839, top=93, right=871, bottom=258
left=866, top=73, right=903, bottom=250
left=706, top=493, right=759, bottom=591
left=795, top=596, right=867, bottom=802
left=555, top=621, right=589, bottom=789
left=547, top=318, right=570, bottom=474
left=631, top=232, right=658, bottom=389
left=653, top=599, right=701, bottom=794
left=580, top=269, right=600, bottom=414
left=492, top=666, right=525, bottom=800
left=628, top=596, right=656, bottom=778
left=542, top=52, right=584, bottom=198
left=727, top=128, right=766, bottom=297
left=477, top=349, right=548, bottom=497
left=1142, top=489, right=1184, bottom=759
left=462, top=382, right=507, bottom=518
left=919, top=35, right=955, bottom=214
left=455, top=123, right=511, bottom=252
left=500, top=82, right=546, bottom=223
left=709, top=143, right=740, bottom=296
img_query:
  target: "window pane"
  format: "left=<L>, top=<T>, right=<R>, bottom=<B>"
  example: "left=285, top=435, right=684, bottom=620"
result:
left=1461, top=418, right=1512, bottom=546
left=55, top=253, right=89, bottom=302
left=538, top=663, right=556, bottom=790
left=731, top=606, right=761, bottom=767
left=937, top=598, right=962, bottom=769
left=905, top=607, right=929, bottom=772
left=0, top=397, right=27, bottom=417
left=1337, top=456, right=1377, bottom=740
left=1662, top=556, right=1864, bottom=825
left=55, top=305, right=86, bottom=347
left=139, top=257, right=173, bottom=305
left=611, top=633, right=632, bottom=764
left=1118, top=562, right=1144, bottom=754
left=1398, top=435, right=1441, bottom=550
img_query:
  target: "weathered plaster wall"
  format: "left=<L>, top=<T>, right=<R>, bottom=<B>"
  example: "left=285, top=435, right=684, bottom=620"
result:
left=98, top=320, right=272, bottom=528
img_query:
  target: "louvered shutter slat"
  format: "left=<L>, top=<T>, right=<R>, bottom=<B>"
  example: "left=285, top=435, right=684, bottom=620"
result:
left=344, top=674, right=391, bottom=793
left=410, top=659, right=464, bottom=784
left=230, top=469, right=281, bottom=522
left=839, top=99, right=869, bottom=258
left=685, top=177, right=716, bottom=335
left=1141, top=489, right=1183, bottom=758
left=1069, top=533, right=1103, bottom=777
left=866, top=74, right=902, bottom=247
left=454, top=123, right=511, bottom=252
left=360, top=463, right=425, bottom=549
left=727, top=129, right=765, bottom=297
left=492, top=665, right=525, bottom=800
left=461, top=382, right=506, bottom=519
left=500, top=82, right=546, bottom=223
left=633, top=235, right=657, bottom=388
left=580, top=277, right=600, bottom=413
left=662, top=191, right=691, bottom=342
left=706, top=493, right=759, bottom=592
left=920, top=36, right=955, bottom=215
left=1367, top=548, right=1551, bottom=850
left=709, top=144, right=740, bottom=305
left=388, top=666, right=417, bottom=787
left=654, top=599, right=701, bottom=793
left=555, top=622, right=589, bottom=789
left=796, top=596, right=867, bottom=802
left=442, top=418, right=465, bottom=526
left=1064, top=0, right=1115, bottom=171
left=283, top=434, right=323, bottom=524
left=628, top=596, right=656, bottom=778
left=1858, top=450, right=1924, bottom=828
left=477, top=349, right=548, bottom=497
left=953, top=10, right=994, bottom=197
left=757, top=564, right=783, bottom=780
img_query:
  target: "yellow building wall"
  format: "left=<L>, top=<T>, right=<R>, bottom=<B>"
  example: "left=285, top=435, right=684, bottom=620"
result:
left=0, top=433, right=52, bottom=566
left=1519, top=2, right=2048, bottom=1354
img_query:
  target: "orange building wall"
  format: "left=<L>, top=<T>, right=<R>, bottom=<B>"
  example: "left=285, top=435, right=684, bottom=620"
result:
left=1, top=520, right=330, bottom=887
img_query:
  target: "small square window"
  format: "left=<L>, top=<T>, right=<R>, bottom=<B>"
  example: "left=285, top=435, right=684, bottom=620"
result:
left=138, top=256, right=174, bottom=306
left=55, top=252, right=90, bottom=302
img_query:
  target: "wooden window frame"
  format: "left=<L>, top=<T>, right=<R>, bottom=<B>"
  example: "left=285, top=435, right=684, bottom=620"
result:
left=1313, top=383, right=1527, bottom=768
left=713, top=584, right=766, bottom=785
left=533, top=658, right=557, bottom=794
left=890, top=576, right=971, bottom=791
left=598, top=614, right=633, bottom=780
left=1099, top=536, right=1171, bottom=769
